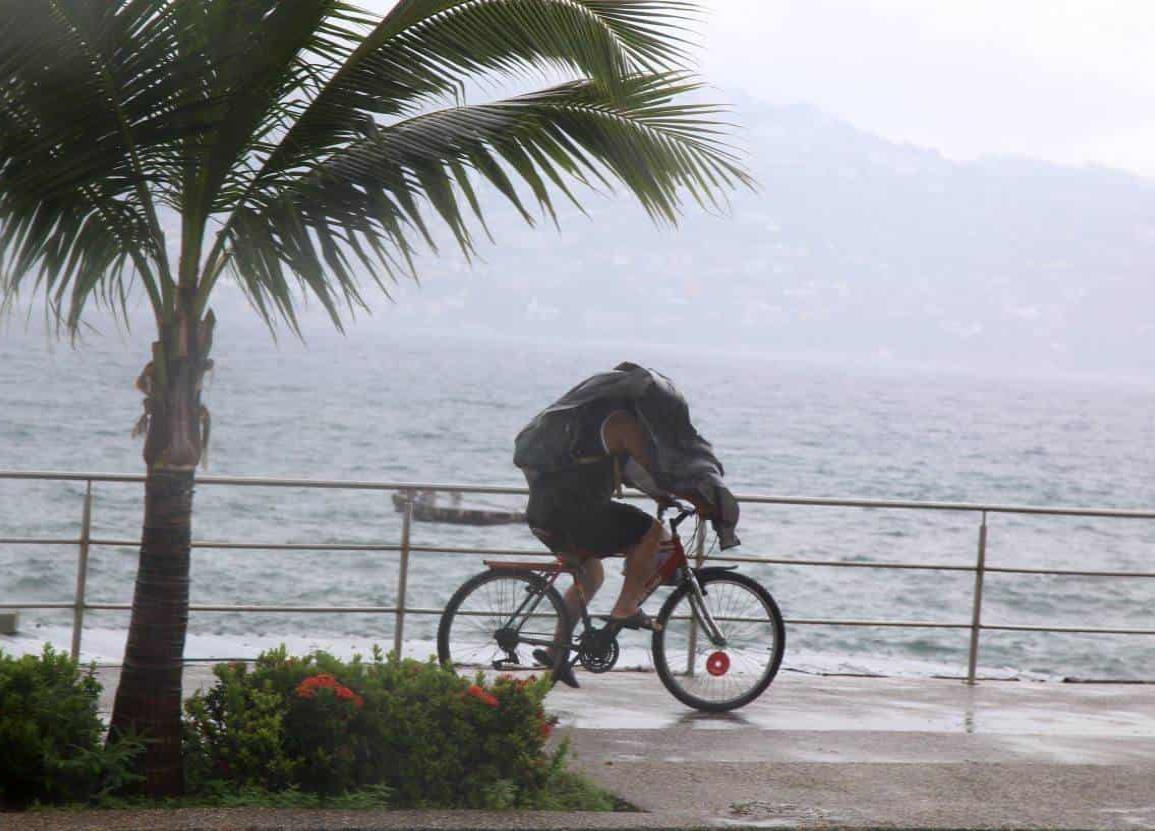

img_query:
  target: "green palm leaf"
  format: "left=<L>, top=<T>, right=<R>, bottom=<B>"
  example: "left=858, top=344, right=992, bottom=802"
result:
left=2, top=0, right=206, bottom=323
left=221, top=72, right=748, bottom=330
left=235, top=1, right=699, bottom=211
left=3, top=0, right=747, bottom=333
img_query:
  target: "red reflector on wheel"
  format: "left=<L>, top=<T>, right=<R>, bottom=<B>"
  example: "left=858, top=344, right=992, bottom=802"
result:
left=706, top=651, right=730, bottom=677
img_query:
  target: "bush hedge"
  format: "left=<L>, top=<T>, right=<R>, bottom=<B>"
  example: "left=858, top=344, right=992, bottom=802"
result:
left=0, top=645, right=607, bottom=812
left=183, top=646, right=562, bottom=808
left=0, top=646, right=142, bottom=810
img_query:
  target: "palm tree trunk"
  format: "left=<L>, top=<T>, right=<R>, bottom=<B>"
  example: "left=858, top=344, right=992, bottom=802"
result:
left=108, top=467, right=193, bottom=797
left=109, top=311, right=213, bottom=798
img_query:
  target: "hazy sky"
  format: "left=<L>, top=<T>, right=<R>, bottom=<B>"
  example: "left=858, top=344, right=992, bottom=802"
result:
left=361, top=1, right=1155, bottom=178
left=698, top=1, right=1155, bottom=177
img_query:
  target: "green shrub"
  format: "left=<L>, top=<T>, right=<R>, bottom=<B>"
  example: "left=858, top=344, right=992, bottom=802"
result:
left=183, top=646, right=559, bottom=807
left=0, top=645, right=143, bottom=809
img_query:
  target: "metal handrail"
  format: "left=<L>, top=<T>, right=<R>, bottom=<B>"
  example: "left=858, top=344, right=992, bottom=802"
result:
left=9, top=467, right=1155, bottom=516
left=3, top=468, right=1155, bottom=683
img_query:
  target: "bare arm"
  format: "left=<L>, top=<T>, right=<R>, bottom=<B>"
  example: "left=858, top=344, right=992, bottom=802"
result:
left=602, top=410, right=671, bottom=504
left=603, top=409, right=713, bottom=516
left=601, top=410, right=654, bottom=468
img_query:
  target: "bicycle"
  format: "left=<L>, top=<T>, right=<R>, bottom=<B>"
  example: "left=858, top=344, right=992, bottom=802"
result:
left=437, top=504, right=786, bottom=712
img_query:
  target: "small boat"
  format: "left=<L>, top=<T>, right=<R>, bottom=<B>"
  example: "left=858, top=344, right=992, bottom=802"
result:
left=391, top=491, right=525, bottom=526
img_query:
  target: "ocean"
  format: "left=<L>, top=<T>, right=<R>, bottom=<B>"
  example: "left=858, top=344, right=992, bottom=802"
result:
left=2, top=306, right=1155, bottom=681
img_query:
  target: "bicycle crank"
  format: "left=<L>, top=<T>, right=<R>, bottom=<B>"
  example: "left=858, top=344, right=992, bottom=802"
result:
left=576, top=627, right=620, bottom=673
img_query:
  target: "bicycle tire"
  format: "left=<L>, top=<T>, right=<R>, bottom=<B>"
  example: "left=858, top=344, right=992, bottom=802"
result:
left=437, top=569, right=570, bottom=679
left=652, top=570, right=785, bottom=712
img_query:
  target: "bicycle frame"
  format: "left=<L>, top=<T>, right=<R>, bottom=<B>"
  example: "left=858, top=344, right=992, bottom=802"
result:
left=484, top=506, right=729, bottom=660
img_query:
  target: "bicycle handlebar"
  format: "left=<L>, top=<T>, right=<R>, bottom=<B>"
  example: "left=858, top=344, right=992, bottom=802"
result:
left=657, top=499, right=697, bottom=531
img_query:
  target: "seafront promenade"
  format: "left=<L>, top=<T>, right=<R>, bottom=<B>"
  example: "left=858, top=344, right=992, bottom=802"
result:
left=549, top=670, right=1155, bottom=829
left=12, top=665, right=1153, bottom=830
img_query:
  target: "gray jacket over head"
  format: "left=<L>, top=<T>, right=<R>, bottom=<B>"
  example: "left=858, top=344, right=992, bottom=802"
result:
left=514, top=362, right=741, bottom=549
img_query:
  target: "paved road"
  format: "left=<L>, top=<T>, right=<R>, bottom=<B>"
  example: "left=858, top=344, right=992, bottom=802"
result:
left=21, top=666, right=1155, bottom=829
left=547, top=669, right=1155, bottom=828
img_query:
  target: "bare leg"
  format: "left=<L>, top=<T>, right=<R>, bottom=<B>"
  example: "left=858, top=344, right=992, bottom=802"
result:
left=543, top=557, right=603, bottom=659
left=610, top=520, right=663, bottom=618
left=563, top=557, right=604, bottom=629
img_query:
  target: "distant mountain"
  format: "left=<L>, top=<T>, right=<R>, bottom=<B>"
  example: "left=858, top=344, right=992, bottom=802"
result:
left=299, top=93, right=1152, bottom=377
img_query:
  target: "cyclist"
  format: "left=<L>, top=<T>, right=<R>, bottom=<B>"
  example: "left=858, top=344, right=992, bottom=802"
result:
left=514, top=363, right=735, bottom=687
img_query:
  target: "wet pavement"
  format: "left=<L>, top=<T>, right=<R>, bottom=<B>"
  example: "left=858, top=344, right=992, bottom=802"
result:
left=71, top=666, right=1155, bottom=828
left=550, top=667, right=1155, bottom=736
left=549, top=669, right=1155, bottom=828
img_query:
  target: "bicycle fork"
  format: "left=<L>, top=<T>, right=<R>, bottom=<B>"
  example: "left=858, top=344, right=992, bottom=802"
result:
left=683, top=569, right=728, bottom=647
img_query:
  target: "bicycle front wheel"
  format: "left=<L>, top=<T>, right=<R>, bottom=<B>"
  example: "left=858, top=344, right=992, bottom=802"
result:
left=437, top=569, right=569, bottom=676
left=652, top=570, right=785, bottom=712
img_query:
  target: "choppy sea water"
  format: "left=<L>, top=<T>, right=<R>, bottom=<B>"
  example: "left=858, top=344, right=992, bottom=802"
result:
left=2, top=309, right=1155, bottom=680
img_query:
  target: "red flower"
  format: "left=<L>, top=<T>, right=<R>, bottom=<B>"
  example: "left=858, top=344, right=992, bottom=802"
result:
left=296, top=673, right=338, bottom=697
left=334, top=685, right=365, bottom=709
left=296, top=673, right=363, bottom=709
left=539, top=721, right=553, bottom=739
left=464, top=684, right=500, bottom=708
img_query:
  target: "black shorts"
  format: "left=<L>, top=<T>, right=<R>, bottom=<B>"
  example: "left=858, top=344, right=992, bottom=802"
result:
left=527, top=498, right=654, bottom=558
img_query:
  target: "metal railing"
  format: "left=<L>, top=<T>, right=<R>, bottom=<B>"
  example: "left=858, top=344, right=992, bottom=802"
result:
left=2, top=469, right=1155, bottom=683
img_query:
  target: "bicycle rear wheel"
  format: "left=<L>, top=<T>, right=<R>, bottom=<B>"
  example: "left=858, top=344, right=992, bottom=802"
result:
left=437, top=569, right=569, bottom=676
left=652, top=570, right=785, bottom=712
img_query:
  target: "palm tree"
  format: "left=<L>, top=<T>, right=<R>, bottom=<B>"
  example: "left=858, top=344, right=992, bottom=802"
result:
left=0, top=0, right=748, bottom=796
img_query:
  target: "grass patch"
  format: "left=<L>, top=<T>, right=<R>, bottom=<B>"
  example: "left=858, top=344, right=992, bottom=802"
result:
left=519, top=768, right=637, bottom=812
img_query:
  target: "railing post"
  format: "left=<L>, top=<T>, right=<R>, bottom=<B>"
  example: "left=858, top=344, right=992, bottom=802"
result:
left=966, top=510, right=988, bottom=685
left=71, top=481, right=93, bottom=661
left=393, top=489, right=414, bottom=659
left=685, top=520, right=708, bottom=676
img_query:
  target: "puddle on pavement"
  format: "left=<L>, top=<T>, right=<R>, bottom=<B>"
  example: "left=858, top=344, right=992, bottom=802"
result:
left=721, top=800, right=848, bottom=828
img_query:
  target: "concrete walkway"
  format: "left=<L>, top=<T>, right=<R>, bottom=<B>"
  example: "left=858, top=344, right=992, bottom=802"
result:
left=549, top=670, right=1155, bottom=829
left=14, top=667, right=1155, bottom=829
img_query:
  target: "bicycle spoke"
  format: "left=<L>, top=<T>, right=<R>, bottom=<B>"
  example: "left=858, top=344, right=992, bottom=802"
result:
left=655, top=575, right=783, bottom=709
left=439, top=571, right=567, bottom=674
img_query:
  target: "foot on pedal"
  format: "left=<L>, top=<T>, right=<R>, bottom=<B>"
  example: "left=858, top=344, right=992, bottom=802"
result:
left=599, top=610, right=661, bottom=631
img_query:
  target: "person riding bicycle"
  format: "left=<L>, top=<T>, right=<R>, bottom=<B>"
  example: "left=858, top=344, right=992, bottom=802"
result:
left=514, top=362, right=741, bottom=687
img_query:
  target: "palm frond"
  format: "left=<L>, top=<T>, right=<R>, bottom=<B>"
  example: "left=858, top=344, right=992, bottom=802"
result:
left=1, top=0, right=749, bottom=340
left=248, top=0, right=699, bottom=193
left=0, top=0, right=203, bottom=326
left=170, top=0, right=351, bottom=228
left=218, top=72, right=749, bottom=332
